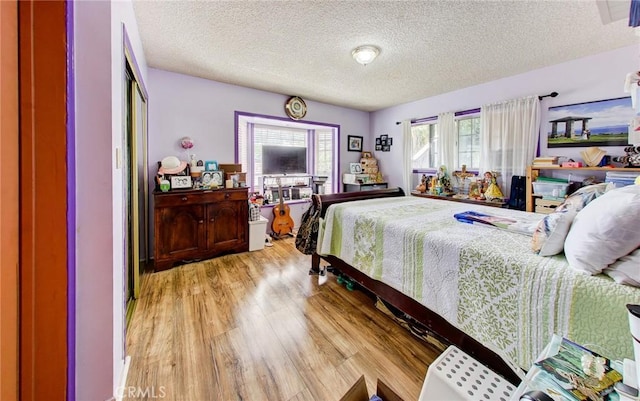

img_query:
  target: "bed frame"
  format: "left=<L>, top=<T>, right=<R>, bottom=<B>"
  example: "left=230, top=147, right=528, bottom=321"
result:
left=310, top=188, right=521, bottom=384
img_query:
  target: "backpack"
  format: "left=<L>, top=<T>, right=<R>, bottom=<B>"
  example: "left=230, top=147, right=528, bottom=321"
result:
left=295, top=204, right=320, bottom=255
left=508, top=175, right=526, bottom=211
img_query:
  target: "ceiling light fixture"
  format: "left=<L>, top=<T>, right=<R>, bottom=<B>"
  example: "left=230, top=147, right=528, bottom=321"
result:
left=352, top=45, right=380, bottom=66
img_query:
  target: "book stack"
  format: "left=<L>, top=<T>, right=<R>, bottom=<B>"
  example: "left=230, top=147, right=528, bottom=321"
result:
left=605, top=171, right=639, bottom=188
left=532, top=156, right=560, bottom=167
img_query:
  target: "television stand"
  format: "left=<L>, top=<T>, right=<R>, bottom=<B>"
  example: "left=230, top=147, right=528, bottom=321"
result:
left=260, top=174, right=313, bottom=203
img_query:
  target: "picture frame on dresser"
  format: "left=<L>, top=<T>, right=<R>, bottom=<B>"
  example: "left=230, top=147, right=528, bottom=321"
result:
left=349, top=163, right=363, bottom=174
left=170, top=175, right=192, bottom=189
left=202, top=170, right=223, bottom=188
left=205, top=160, right=219, bottom=171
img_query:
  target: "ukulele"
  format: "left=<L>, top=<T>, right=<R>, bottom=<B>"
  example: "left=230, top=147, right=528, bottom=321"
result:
left=271, top=178, right=294, bottom=237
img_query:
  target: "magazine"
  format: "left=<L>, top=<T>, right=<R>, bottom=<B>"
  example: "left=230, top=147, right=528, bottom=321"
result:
left=453, top=210, right=539, bottom=235
left=534, top=337, right=622, bottom=401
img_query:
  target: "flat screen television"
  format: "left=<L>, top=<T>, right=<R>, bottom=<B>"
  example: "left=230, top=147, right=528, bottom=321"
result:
left=262, top=145, right=308, bottom=175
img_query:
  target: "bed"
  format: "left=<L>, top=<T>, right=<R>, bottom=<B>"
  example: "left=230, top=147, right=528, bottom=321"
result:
left=306, top=188, right=640, bottom=383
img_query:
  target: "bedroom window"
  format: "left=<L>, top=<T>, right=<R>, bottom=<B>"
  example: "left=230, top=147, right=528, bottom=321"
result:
left=411, top=122, right=438, bottom=170
left=457, top=116, right=480, bottom=170
left=235, top=112, right=339, bottom=195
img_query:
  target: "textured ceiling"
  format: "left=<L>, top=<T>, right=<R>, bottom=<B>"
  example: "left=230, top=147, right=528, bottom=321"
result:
left=132, top=0, right=638, bottom=112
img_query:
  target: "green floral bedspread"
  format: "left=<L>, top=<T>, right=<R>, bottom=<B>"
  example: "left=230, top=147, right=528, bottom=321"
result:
left=317, top=196, right=640, bottom=369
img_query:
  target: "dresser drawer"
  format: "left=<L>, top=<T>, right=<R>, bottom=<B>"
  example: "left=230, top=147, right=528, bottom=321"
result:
left=154, top=189, right=248, bottom=207
left=199, top=189, right=248, bottom=203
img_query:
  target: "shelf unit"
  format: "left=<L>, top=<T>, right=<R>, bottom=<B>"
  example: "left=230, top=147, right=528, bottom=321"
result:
left=260, top=175, right=313, bottom=203
left=525, top=165, right=640, bottom=212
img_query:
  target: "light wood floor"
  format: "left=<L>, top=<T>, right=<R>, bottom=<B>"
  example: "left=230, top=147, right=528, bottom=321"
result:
left=126, top=237, right=443, bottom=401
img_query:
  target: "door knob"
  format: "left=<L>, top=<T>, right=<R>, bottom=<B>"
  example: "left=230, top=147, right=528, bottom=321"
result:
left=198, top=220, right=203, bottom=224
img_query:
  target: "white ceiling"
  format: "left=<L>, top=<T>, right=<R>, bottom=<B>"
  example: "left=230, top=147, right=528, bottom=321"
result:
left=132, top=0, right=638, bottom=112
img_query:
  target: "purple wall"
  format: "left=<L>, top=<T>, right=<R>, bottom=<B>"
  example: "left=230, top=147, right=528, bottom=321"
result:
left=148, top=68, right=369, bottom=171
left=73, top=0, right=114, bottom=400
left=371, top=45, right=640, bottom=187
left=147, top=69, right=370, bottom=242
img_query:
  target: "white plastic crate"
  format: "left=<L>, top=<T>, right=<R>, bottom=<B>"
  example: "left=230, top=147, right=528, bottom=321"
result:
left=532, top=182, right=569, bottom=199
left=419, top=346, right=516, bottom=401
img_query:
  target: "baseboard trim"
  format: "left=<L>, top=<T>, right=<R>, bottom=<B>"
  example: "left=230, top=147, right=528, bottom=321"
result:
left=114, top=355, right=131, bottom=401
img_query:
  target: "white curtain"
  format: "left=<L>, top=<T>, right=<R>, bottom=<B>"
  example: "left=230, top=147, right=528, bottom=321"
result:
left=401, top=119, right=412, bottom=195
left=437, top=112, right=457, bottom=176
left=479, top=96, right=540, bottom=196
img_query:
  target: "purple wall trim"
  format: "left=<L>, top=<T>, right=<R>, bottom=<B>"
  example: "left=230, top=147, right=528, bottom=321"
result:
left=454, top=108, right=481, bottom=117
left=234, top=110, right=340, bottom=130
left=248, top=123, right=255, bottom=189
left=234, top=112, right=239, bottom=162
left=234, top=110, right=342, bottom=193
left=65, top=1, right=76, bottom=400
left=413, top=116, right=437, bottom=124
left=123, top=25, right=148, bottom=100
left=307, top=129, right=314, bottom=175
left=335, top=126, right=341, bottom=193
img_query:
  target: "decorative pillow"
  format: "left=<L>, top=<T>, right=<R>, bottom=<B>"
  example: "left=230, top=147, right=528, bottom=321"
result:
left=604, top=248, right=640, bottom=287
left=564, top=185, right=640, bottom=274
left=531, top=183, right=609, bottom=256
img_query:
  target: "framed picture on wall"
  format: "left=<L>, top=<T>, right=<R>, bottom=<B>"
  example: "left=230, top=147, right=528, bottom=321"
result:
left=547, top=97, right=633, bottom=148
left=348, top=135, right=363, bottom=152
left=375, top=144, right=382, bottom=151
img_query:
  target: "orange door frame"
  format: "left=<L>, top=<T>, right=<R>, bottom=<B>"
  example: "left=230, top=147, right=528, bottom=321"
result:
left=19, top=1, right=69, bottom=400
left=0, top=1, right=19, bottom=400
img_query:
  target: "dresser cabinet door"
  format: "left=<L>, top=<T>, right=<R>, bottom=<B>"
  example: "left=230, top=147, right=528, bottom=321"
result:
left=156, top=204, right=205, bottom=259
left=206, top=200, right=247, bottom=252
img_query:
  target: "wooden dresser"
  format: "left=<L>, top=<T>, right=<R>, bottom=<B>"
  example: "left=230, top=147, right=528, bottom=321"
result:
left=153, top=188, right=248, bottom=271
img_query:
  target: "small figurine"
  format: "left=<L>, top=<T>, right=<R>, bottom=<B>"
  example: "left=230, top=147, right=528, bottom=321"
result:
left=469, top=180, right=482, bottom=199
left=483, top=172, right=504, bottom=201
left=416, top=174, right=428, bottom=193
left=437, top=165, right=452, bottom=193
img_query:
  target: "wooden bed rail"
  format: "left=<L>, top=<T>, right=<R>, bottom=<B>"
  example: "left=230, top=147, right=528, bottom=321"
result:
left=308, top=186, right=521, bottom=384
left=312, top=187, right=405, bottom=218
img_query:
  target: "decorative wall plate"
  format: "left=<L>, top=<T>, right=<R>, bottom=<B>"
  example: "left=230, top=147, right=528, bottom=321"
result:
left=285, top=96, right=307, bottom=120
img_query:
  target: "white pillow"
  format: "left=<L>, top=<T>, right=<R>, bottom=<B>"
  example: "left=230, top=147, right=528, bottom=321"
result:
left=564, top=185, right=640, bottom=275
left=604, top=248, right=640, bottom=287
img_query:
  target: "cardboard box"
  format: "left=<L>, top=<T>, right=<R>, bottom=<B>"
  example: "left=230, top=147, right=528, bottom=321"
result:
left=535, top=198, right=563, bottom=214
left=339, top=375, right=404, bottom=401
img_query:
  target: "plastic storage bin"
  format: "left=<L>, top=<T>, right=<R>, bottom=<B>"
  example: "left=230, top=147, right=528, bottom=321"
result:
left=248, top=216, right=268, bottom=251
left=532, top=182, right=569, bottom=199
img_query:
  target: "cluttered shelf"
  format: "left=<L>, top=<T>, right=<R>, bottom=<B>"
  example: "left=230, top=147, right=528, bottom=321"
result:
left=530, top=166, right=640, bottom=172
left=525, top=166, right=640, bottom=212
left=410, top=191, right=507, bottom=208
